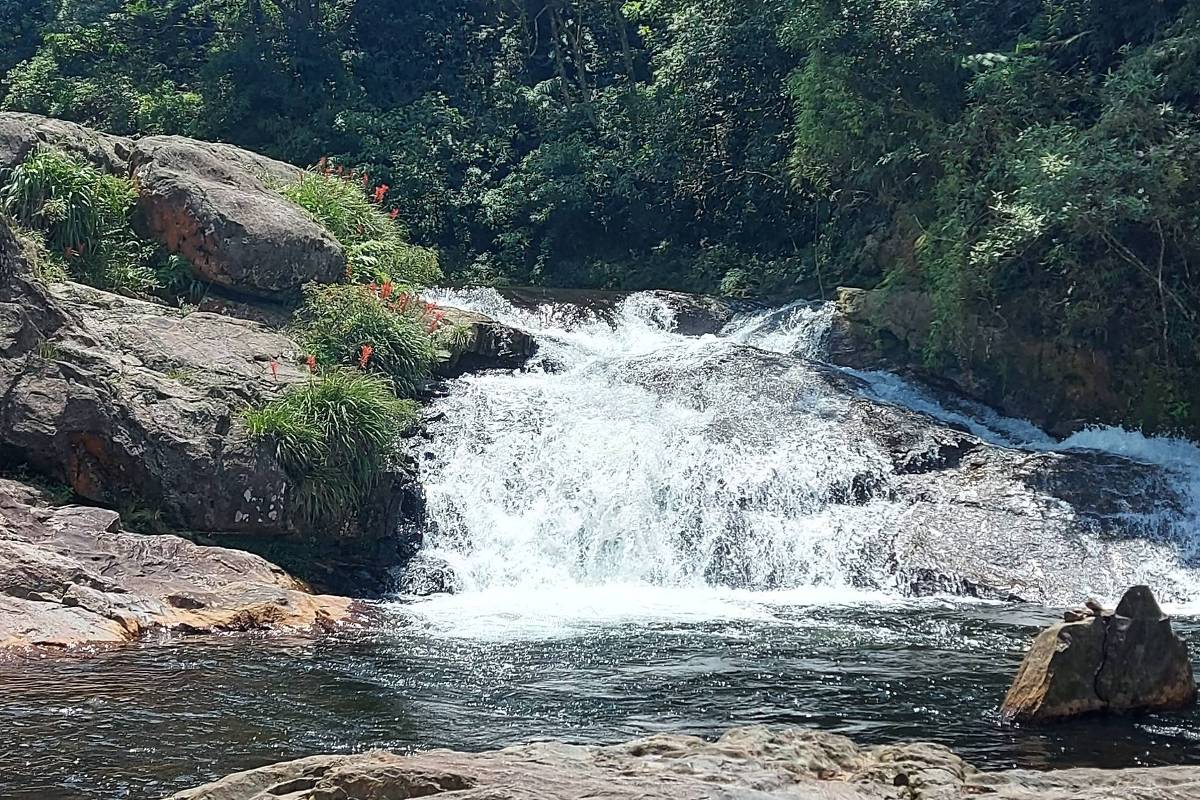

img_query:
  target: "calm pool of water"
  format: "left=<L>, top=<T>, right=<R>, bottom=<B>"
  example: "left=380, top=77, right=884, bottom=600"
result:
left=2, top=599, right=1198, bottom=799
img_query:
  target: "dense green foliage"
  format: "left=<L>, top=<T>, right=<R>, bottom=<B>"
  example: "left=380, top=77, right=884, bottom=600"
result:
left=292, top=283, right=438, bottom=397
left=6, top=0, right=1200, bottom=432
left=244, top=370, right=418, bottom=529
left=1, top=148, right=183, bottom=292
left=280, top=171, right=442, bottom=286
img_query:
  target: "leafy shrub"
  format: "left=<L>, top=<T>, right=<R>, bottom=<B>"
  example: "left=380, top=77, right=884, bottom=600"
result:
left=291, top=283, right=439, bottom=397
left=244, top=370, right=418, bottom=529
left=1, top=148, right=161, bottom=292
left=280, top=171, right=442, bottom=287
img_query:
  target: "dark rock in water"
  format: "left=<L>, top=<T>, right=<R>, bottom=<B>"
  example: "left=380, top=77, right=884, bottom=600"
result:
left=166, top=725, right=1200, bottom=800
left=396, top=554, right=463, bottom=596
left=0, top=111, right=131, bottom=174
left=1002, top=585, right=1197, bottom=723
left=0, top=478, right=353, bottom=651
left=130, top=135, right=344, bottom=299
left=902, top=568, right=1026, bottom=603
left=435, top=306, right=538, bottom=377
left=644, top=290, right=735, bottom=335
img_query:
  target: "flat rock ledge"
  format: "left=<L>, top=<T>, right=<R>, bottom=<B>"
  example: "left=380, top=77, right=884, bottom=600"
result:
left=0, top=479, right=353, bottom=652
left=167, top=726, right=1200, bottom=800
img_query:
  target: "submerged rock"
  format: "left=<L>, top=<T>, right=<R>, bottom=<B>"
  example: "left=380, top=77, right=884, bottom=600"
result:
left=130, top=135, right=344, bottom=299
left=166, top=725, right=1200, bottom=800
left=0, top=479, right=353, bottom=651
left=1002, top=585, right=1197, bottom=723
left=396, top=554, right=463, bottom=596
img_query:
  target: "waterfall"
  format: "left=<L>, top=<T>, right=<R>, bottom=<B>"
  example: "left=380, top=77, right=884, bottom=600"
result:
left=405, top=289, right=1200, bottom=632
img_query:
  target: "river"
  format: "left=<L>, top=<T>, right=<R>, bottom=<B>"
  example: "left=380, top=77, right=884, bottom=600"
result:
left=3, top=290, right=1199, bottom=798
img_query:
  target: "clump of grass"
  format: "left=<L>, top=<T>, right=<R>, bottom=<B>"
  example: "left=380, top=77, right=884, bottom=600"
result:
left=292, top=283, right=438, bottom=397
left=1, top=148, right=161, bottom=292
left=280, top=170, right=442, bottom=287
left=244, top=370, right=418, bottom=529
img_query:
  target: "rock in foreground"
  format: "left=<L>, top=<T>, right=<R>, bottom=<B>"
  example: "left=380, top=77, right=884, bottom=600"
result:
left=167, top=725, right=1200, bottom=800
left=1003, top=586, right=1197, bottom=723
left=0, top=479, right=353, bottom=651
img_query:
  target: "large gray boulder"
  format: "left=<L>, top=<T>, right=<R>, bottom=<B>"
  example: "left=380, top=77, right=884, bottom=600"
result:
left=0, top=479, right=353, bottom=651
left=1002, top=586, right=1197, bottom=723
left=0, top=222, right=311, bottom=535
left=0, top=221, right=435, bottom=596
left=0, top=112, right=132, bottom=174
left=130, top=135, right=344, bottom=298
left=166, top=725, right=1200, bottom=800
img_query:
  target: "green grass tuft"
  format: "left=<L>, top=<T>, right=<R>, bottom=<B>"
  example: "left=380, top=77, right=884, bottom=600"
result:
left=1, top=148, right=162, bottom=293
left=292, top=283, right=437, bottom=397
left=280, top=171, right=442, bottom=287
left=244, top=370, right=418, bottom=529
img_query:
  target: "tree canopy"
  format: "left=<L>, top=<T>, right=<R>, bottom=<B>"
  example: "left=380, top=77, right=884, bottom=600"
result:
left=4, top=0, right=1200, bottom=432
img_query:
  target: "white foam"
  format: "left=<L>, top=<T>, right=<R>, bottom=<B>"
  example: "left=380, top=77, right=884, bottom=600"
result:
left=411, top=289, right=1200, bottom=633
left=389, top=583, right=947, bottom=642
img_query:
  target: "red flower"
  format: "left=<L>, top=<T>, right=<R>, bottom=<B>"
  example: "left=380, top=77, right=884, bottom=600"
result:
left=389, top=209, right=399, bottom=221
left=380, top=280, right=394, bottom=300
left=305, top=355, right=317, bottom=373
left=358, top=344, right=374, bottom=369
left=397, top=294, right=411, bottom=312
left=373, top=184, right=388, bottom=204
left=269, top=360, right=279, bottom=381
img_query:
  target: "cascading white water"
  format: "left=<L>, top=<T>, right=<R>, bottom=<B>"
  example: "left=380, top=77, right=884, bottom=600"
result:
left=406, top=289, right=1200, bottom=633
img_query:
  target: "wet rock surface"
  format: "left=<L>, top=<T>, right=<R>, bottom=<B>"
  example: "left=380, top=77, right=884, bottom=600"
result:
left=0, top=479, right=353, bottom=651
left=166, top=726, right=1200, bottom=800
left=616, top=345, right=1192, bottom=604
left=130, top=135, right=344, bottom=299
left=1003, top=586, right=1197, bottom=723
left=436, top=305, right=538, bottom=377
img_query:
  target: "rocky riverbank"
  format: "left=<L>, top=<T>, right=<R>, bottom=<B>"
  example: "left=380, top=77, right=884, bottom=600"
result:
left=0, top=478, right=353, bottom=650
left=0, top=112, right=537, bottom=650
left=167, top=725, right=1200, bottom=800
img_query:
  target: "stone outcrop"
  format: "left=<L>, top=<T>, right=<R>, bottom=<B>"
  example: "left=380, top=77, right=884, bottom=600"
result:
left=436, top=305, right=538, bottom=377
left=0, top=225, right=313, bottom=535
left=0, top=112, right=132, bottom=175
left=0, top=479, right=353, bottom=651
left=167, top=725, right=1200, bottom=800
left=1002, top=586, right=1197, bottom=723
left=610, top=342, right=1192, bottom=605
left=827, top=285, right=1140, bottom=438
left=130, top=135, right=345, bottom=298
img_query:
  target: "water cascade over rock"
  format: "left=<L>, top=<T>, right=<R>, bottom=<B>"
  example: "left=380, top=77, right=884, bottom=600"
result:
left=409, top=289, right=1200, bottom=612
